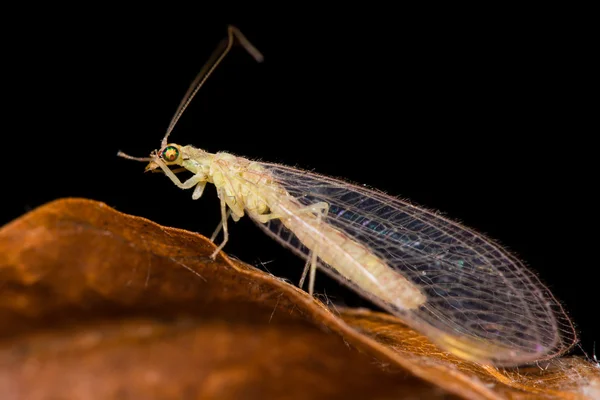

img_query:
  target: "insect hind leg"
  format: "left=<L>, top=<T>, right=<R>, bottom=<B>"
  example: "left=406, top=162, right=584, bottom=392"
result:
left=250, top=201, right=329, bottom=296
left=295, top=202, right=329, bottom=296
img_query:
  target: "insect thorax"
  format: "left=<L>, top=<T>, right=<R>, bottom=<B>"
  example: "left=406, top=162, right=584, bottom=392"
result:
left=212, top=153, right=280, bottom=217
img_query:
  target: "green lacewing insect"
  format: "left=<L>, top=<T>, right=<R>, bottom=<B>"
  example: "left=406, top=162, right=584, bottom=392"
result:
left=118, top=25, right=576, bottom=367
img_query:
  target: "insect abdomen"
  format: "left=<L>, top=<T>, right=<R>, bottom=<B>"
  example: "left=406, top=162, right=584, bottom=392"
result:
left=276, top=201, right=427, bottom=310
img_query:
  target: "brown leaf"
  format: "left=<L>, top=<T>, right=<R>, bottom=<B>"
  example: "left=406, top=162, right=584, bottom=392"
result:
left=1, top=198, right=598, bottom=399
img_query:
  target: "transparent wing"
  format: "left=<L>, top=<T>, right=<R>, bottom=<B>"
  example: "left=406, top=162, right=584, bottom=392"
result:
left=237, top=161, right=576, bottom=366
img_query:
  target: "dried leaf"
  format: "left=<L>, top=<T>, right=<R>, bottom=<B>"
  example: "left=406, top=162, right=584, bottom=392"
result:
left=1, top=198, right=598, bottom=399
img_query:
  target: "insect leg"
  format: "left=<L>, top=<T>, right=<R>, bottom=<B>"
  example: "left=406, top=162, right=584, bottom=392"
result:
left=192, top=181, right=207, bottom=200
left=256, top=202, right=329, bottom=293
left=210, top=188, right=230, bottom=259
left=150, top=167, right=187, bottom=174
left=210, top=209, right=232, bottom=242
left=252, top=201, right=330, bottom=295
left=305, top=203, right=329, bottom=296
left=151, top=157, right=208, bottom=191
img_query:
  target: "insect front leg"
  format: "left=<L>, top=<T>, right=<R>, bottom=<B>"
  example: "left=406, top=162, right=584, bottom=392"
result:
left=192, top=181, right=207, bottom=200
left=151, top=167, right=187, bottom=174
left=151, top=157, right=208, bottom=193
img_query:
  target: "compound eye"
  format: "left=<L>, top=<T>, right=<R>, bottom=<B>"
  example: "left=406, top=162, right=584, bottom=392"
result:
left=160, top=145, right=180, bottom=162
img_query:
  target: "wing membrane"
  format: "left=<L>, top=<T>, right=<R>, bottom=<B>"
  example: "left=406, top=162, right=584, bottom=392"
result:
left=240, top=162, right=575, bottom=366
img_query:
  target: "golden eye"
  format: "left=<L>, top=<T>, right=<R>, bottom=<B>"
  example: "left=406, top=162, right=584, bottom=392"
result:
left=160, top=145, right=179, bottom=162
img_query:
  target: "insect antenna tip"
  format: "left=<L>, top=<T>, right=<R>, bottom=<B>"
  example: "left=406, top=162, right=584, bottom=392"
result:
left=117, top=151, right=153, bottom=162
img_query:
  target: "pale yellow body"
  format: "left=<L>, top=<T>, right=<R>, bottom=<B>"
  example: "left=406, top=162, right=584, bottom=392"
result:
left=150, top=145, right=426, bottom=310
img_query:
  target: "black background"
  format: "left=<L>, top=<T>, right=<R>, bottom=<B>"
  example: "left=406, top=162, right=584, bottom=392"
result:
left=3, top=7, right=597, bottom=361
